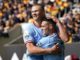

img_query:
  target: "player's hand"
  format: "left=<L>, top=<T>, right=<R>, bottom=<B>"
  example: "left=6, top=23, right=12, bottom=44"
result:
left=51, top=16, right=59, bottom=23
left=52, top=43, right=59, bottom=50
left=51, top=43, right=61, bottom=54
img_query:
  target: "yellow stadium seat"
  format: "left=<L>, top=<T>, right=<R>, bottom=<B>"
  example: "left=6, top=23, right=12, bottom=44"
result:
left=66, top=36, right=72, bottom=44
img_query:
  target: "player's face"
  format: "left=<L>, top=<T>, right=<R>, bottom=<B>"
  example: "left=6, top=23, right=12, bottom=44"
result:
left=41, top=21, right=50, bottom=36
left=31, top=5, right=42, bottom=20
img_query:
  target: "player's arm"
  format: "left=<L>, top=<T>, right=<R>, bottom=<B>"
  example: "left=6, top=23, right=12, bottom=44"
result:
left=26, top=42, right=60, bottom=55
left=57, top=20, right=69, bottom=42
left=52, top=17, right=69, bottom=42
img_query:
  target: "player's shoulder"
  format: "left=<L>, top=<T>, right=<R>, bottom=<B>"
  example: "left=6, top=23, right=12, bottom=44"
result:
left=20, top=23, right=35, bottom=32
left=21, top=22, right=33, bottom=26
left=28, top=18, right=34, bottom=23
left=21, top=23, right=33, bottom=28
left=40, top=36, right=49, bottom=41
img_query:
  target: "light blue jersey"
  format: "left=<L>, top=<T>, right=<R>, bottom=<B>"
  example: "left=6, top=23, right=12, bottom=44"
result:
left=37, top=33, right=64, bottom=60
left=21, top=23, right=43, bottom=60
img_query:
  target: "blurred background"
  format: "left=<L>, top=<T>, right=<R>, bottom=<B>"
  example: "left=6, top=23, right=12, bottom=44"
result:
left=0, top=0, right=80, bottom=60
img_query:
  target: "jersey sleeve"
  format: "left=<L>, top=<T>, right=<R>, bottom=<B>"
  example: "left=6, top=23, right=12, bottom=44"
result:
left=21, top=23, right=34, bottom=44
left=36, top=37, right=47, bottom=48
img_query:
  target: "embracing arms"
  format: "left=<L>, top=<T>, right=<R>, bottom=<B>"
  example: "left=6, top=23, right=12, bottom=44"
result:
left=26, top=42, right=60, bottom=55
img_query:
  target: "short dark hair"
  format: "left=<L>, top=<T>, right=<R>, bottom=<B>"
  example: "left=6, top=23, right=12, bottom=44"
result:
left=43, top=19, right=57, bottom=32
left=32, top=4, right=44, bottom=11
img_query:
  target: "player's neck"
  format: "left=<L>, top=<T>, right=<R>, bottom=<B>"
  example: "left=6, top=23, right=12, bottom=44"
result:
left=49, top=30, right=55, bottom=36
left=34, top=20, right=42, bottom=28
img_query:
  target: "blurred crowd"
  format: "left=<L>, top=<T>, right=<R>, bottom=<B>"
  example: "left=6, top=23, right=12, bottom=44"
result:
left=0, top=0, right=80, bottom=43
